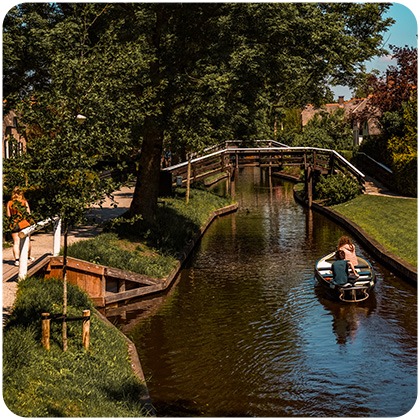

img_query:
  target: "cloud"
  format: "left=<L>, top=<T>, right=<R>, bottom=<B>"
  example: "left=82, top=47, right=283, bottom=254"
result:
left=378, top=54, right=396, bottom=63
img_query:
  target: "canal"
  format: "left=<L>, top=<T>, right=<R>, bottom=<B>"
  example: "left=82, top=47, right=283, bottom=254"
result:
left=111, top=167, right=417, bottom=417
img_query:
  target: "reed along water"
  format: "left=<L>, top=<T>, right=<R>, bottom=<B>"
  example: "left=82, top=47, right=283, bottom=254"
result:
left=110, top=167, right=417, bottom=417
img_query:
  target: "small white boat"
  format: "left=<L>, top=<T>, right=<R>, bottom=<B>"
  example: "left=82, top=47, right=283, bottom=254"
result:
left=315, top=252, right=376, bottom=302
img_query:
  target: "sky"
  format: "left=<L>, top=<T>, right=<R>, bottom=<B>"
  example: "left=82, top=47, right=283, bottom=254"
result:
left=333, top=2, right=418, bottom=100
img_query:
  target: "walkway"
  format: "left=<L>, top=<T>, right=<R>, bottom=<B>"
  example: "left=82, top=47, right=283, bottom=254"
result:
left=363, top=175, right=416, bottom=199
left=2, top=184, right=135, bottom=324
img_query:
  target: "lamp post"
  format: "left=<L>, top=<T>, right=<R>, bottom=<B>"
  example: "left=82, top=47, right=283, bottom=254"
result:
left=76, top=114, right=87, bottom=125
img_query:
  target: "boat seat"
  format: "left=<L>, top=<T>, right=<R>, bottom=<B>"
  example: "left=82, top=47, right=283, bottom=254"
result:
left=355, top=264, right=369, bottom=269
left=357, top=271, right=371, bottom=277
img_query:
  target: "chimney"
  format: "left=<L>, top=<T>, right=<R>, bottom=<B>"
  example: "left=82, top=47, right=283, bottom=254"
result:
left=338, top=96, right=344, bottom=107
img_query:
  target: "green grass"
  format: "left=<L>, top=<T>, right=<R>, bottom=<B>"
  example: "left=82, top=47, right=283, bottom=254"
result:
left=67, top=187, right=232, bottom=277
left=3, top=277, right=150, bottom=417
left=66, top=232, right=177, bottom=278
left=332, top=194, right=417, bottom=266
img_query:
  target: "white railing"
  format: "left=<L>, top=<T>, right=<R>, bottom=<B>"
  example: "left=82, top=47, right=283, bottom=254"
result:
left=17, top=217, right=61, bottom=280
left=163, top=146, right=365, bottom=179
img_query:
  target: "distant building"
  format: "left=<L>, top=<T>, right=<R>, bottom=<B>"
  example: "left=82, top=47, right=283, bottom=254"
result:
left=301, top=96, right=381, bottom=146
left=3, top=109, right=26, bottom=158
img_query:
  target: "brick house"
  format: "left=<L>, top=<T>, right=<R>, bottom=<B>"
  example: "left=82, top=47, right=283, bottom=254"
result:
left=301, top=96, right=381, bottom=146
left=3, top=108, right=26, bottom=158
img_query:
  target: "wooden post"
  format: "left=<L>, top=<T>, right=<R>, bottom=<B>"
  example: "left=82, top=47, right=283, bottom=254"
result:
left=42, top=313, right=50, bottom=350
left=82, top=310, right=90, bottom=351
left=329, top=152, right=335, bottom=175
left=18, top=235, right=30, bottom=280
left=308, top=166, right=313, bottom=208
left=186, top=155, right=191, bottom=204
left=53, top=218, right=61, bottom=256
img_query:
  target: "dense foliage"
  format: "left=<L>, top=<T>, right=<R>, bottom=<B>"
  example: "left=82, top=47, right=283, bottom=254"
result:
left=358, top=46, right=417, bottom=196
left=3, top=3, right=394, bottom=219
left=315, top=173, right=363, bottom=205
left=281, top=108, right=354, bottom=150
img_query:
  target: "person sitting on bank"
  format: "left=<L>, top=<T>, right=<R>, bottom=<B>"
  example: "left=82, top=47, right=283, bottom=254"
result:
left=332, top=250, right=359, bottom=287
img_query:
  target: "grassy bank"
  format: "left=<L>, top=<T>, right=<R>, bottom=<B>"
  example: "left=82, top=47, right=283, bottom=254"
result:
left=67, top=187, right=232, bottom=277
left=332, top=194, right=417, bottom=266
left=3, top=277, right=150, bottom=417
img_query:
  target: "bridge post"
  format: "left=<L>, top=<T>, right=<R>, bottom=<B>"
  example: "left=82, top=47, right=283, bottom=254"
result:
left=53, top=218, right=62, bottom=256
left=18, top=235, right=30, bottom=280
left=307, top=165, right=313, bottom=208
left=329, top=152, right=335, bottom=175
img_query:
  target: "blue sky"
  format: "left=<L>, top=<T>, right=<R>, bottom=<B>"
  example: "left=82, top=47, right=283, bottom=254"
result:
left=333, top=2, right=418, bottom=100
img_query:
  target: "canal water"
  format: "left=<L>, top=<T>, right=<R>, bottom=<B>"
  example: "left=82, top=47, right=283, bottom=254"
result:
left=111, top=167, right=417, bottom=417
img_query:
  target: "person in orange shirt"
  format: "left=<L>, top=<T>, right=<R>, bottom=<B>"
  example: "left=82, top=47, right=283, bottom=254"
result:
left=6, top=187, right=34, bottom=266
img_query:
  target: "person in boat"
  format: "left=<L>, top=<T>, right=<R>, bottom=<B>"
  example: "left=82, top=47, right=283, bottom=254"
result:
left=332, top=250, right=359, bottom=287
left=338, top=236, right=358, bottom=266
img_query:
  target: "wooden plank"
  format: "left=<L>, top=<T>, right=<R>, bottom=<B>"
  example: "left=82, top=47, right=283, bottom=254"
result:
left=105, top=266, right=161, bottom=286
left=49, top=256, right=105, bottom=276
left=105, top=283, right=164, bottom=304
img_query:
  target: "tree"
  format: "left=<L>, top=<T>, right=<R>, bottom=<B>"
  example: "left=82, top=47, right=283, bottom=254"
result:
left=4, top=3, right=394, bottom=222
left=357, top=46, right=417, bottom=194
left=3, top=3, right=144, bottom=350
left=120, top=3, right=394, bottom=219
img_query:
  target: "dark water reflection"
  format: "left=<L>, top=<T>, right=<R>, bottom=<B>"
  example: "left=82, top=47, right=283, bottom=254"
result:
left=109, top=167, right=417, bottom=417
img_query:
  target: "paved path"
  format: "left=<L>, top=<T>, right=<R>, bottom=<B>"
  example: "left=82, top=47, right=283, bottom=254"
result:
left=2, top=184, right=135, bottom=324
left=363, top=175, right=416, bottom=199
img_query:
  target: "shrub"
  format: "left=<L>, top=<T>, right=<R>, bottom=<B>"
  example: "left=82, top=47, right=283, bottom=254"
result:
left=391, top=151, right=417, bottom=197
left=315, top=173, right=363, bottom=205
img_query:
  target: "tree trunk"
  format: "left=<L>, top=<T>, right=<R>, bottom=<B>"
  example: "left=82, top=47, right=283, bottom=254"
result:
left=62, top=221, right=68, bottom=352
left=130, top=118, right=164, bottom=221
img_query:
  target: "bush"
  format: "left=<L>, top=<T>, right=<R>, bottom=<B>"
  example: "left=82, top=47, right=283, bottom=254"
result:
left=315, top=173, right=363, bottom=205
left=391, top=151, right=417, bottom=197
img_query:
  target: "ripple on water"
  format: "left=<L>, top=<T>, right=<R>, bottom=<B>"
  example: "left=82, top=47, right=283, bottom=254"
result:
left=123, top=168, right=417, bottom=417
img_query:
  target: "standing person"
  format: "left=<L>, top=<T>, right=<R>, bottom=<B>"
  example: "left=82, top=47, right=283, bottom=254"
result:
left=338, top=235, right=358, bottom=266
left=332, top=250, right=359, bottom=286
left=6, top=187, right=34, bottom=266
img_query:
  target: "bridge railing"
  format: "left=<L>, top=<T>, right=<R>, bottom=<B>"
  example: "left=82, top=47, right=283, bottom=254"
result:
left=17, top=217, right=61, bottom=280
left=164, top=146, right=365, bottom=188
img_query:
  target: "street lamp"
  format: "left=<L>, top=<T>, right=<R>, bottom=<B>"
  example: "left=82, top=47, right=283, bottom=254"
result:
left=76, top=114, right=87, bottom=125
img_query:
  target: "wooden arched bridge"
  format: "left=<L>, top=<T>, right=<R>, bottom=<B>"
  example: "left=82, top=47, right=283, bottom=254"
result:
left=162, top=140, right=365, bottom=207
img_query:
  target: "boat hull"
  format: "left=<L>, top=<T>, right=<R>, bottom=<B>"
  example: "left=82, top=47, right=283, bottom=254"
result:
left=315, top=252, right=376, bottom=302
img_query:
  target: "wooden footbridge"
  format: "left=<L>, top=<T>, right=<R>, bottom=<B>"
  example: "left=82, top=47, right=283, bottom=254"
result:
left=6, top=140, right=365, bottom=309
left=163, top=140, right=365, bottom=207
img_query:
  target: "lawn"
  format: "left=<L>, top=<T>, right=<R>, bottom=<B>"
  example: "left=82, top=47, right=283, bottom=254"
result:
left=3, top=277, right=150, bottom=417
left=332, top=194, right=417, bottom=266
left=67, top=187, right=232, bottom=277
